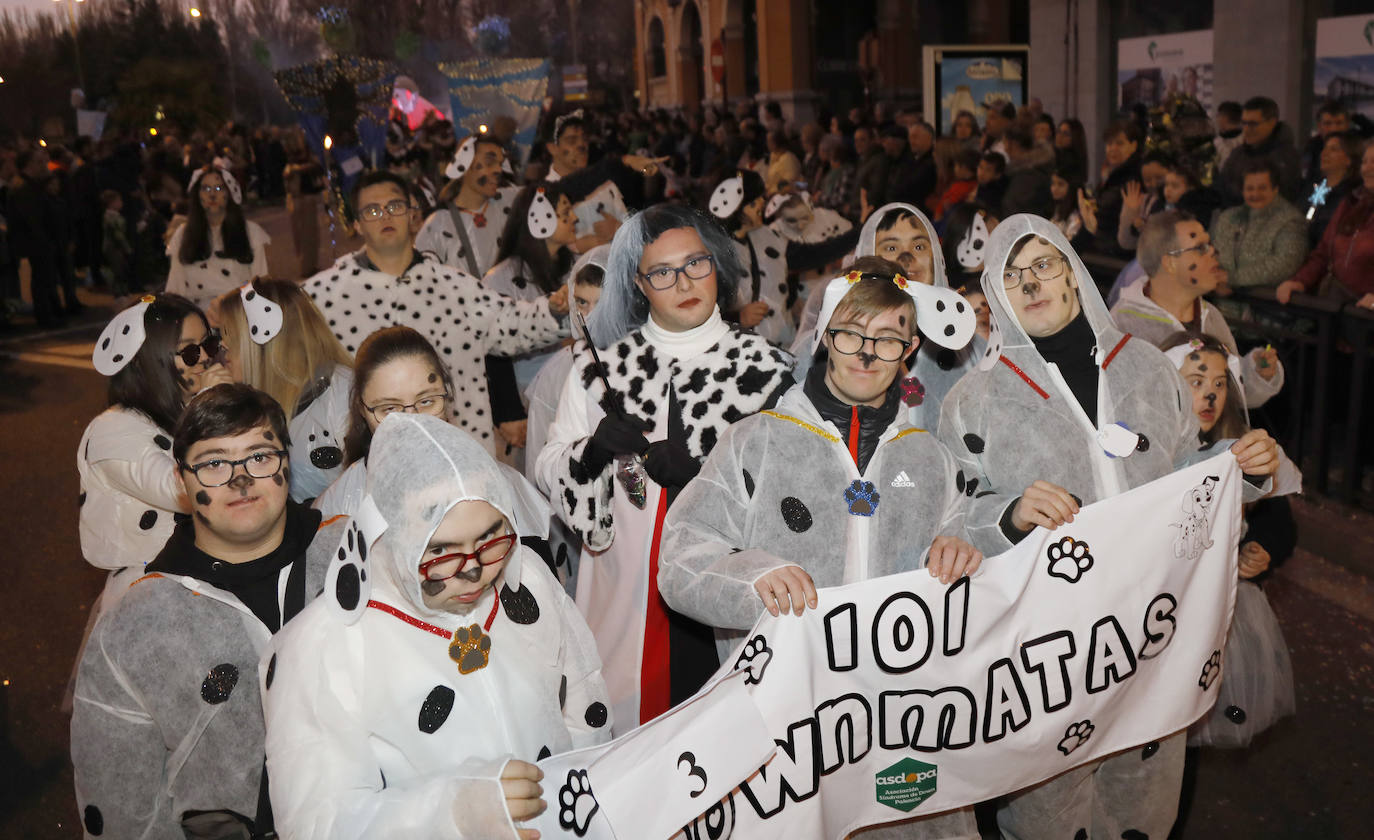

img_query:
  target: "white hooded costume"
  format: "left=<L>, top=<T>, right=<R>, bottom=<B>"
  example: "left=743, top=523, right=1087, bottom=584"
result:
left=262, top=414, right=611, bottom=839
left=794, top=202, right=981, bottom=432
left=935, top=214, right=1273, bottom=839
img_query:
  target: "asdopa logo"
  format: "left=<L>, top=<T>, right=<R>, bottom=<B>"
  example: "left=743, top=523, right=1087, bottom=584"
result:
left=874, top=757, right=938, bottom=813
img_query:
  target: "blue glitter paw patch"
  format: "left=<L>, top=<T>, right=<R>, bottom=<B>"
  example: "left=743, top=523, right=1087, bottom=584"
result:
left=844, top=480, right=880, bottom=516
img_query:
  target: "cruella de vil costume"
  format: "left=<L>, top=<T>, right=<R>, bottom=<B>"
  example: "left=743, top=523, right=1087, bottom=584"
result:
left=535, top=210, right=794, bottom=731
left=935, top=214, right=1272, bottom=840
left=262, top=414, right=611, bottom=839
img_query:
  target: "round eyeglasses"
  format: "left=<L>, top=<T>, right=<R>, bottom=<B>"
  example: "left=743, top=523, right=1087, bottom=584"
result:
left=182, top=449, right=287, bottom=487
left=358, top=199, right=414, bottom=221
left=1001, top=255, right=1066, bottom=289
left=418, top=534, right=518, bottom=583
left=639, top=254, right=715, bottom=290
left=364, top=391, right=450, bottom=423
left=826, top=328, right=912, bottom=362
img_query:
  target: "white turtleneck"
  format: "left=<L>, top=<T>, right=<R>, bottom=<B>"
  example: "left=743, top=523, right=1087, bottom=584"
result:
left=641, top=307, right=730, bottom=362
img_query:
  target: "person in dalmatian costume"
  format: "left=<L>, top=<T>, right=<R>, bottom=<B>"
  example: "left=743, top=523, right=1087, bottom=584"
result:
left=709, top=169, right=859, bottom=347
left=935, top=214, right=1281, bottom=840
left=535, top=204, right=795, bottom=733
left=262, top=413, right=612, bottom=839
left=1159, top=333, right=1298, bottom=753
left=659, top=265, right=984, bottom=840
left=79, top=293, right=234, bottom=611
left=541, top=109, right=664, bottom=246
left=416, top=132, right=520, bottom=277
left=940, top=202, right=997, bottom=290
left=164, top=166, right=270, bottom=310
left=303, top=170, right=570, bottom=454
left=1110, top=210, right=1284, bottom=408
left=482, top=182, right=584, bottom=461
left=211, top=278, right=354, bottom=503
left=72, top=384, right=333, bottom=840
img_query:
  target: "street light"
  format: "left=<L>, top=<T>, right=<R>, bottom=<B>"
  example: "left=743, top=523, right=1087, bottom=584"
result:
left=190, top=7, right=201, bottom=17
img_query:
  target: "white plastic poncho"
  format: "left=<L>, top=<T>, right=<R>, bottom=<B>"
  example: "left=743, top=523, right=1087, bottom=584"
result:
left=76, top=407, right=184, bottom=609
left=934, top=214, right=1272, bottom=840
left=262, top=414, right=611, bottom=840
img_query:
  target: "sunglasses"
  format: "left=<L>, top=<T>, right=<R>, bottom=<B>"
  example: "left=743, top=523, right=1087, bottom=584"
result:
left=173, top=331, right=223, bottom=367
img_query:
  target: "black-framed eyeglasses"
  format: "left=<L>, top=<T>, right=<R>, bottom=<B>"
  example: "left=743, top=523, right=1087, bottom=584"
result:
left=826, top=328, right=912, bottom=362
left=365, top=391, right=450, bottom=423
left=173, top=330, right=222, bottom=367
left=1167, top=241, right=1215, bottom=258
left=181, top=449, right=288, bottom=487
left=1001, top=255, right=1066, bottom=289
left=639, top=254, right=715, bottom=290
left=358, top=199, right=414, bottom=221
left=418, top=533, right=518, bottom=582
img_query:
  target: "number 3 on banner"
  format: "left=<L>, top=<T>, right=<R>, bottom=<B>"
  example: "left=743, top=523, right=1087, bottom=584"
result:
left=678, top=751, right=708, bottom=798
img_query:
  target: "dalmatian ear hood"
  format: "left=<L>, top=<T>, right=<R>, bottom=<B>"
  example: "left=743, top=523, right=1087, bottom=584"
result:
left=325, top=413, right=552, bottom=623
left=854, top=202, right=949, bottom=289
left=977, top=213, right=1124, bottom=374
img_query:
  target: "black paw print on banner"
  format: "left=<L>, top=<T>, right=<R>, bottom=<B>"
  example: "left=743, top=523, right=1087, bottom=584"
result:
left=1057, top=720, right=1095, bottom=756
left=734, top=634, right=773, bottom=685
left=1198, top=649, right=1222, bottom=690
left=844, top=480, right=880, bottom=517
left=447, top=624, right=491, bottom=675
left=1046, top=536, right=1094, bottom=583
left=558, top=768, right=600, bottom=836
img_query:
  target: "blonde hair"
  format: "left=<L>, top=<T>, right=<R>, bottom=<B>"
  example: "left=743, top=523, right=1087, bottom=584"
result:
left=216, top=278, right=353, bottom=416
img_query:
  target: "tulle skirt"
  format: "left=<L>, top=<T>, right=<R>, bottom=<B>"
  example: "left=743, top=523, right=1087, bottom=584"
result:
left=1188, top=580, right=1296, bottom=748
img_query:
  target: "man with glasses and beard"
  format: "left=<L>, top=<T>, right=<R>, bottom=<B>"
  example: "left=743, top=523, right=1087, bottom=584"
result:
left=304, top=171, right=570, bottom=455
left=936, top=215, right=1279, bottom=840
left=1111, top=211, right=1283, bottom=408
left=72, top=384, right=334, bottom=839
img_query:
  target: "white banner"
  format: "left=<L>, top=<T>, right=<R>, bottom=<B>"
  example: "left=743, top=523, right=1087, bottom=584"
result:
left=534, top=453, right=1243, bottom=840
left=1117, top=29, right=1214, bottom=112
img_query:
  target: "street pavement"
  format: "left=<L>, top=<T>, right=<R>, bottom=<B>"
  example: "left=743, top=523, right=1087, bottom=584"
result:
left=0, top=209, right=1371, bottom=837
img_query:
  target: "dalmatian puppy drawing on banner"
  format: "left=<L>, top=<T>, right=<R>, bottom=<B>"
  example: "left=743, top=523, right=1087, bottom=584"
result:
left=1172, top=475, right=1219, bottom=562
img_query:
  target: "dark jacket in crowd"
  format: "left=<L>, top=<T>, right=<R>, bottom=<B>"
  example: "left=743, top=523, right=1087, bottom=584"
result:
left=1304, top=174, right=1358, bottom=250
left=1001, top=143, right=1056, bottom=219
left=1091, top=152, right=1142, bottom=257
left=888, top=149, right=938, bottom=210
left=1219, top=122, right=1303, bottom=207
left=1290, top=187, right=1374, bottom=300
left=856, top=146, right=890, bottom=209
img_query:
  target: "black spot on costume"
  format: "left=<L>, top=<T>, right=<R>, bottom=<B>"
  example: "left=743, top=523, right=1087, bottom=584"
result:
left=200, top=664, right=240, bottom=704
left=417, top=685, right=456, bottom=733
left=499, top=584, right=541, bottom=624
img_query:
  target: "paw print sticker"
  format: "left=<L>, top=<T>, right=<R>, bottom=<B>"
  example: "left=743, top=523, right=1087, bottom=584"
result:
left=1198, top=649, right=1222, bottom=690
left=844, top=480, right=880, bottom=517
left=899, top=376, right=926, bottom=407
left=734, top=634, right=773, bottom=685
left=1046, top=536, right=1094, bottom=583
left=558, top=768, right=600, bottom=836
left=1057, top=719, right=1095, bottom=756
left=448, top=624, right=492, bottom=675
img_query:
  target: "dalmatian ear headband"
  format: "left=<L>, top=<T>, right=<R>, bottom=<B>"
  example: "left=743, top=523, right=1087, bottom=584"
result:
left=553, top=108, right=584, bottom=144
left=764, top=190, right=810, bottom=221
left=445, top=134, right=477, bottom=179
left=956, top=211, right=991, bottom=270
left=1163, top=338, right=1243, bottom=386
left=709, top=173, right=746, bottom=219
left=239, top=282, right=283, bottom=345
left=810, top=270, right=978, bottom=356
left=527, top=187, right=558, bottom=240
left=323, top=493, right=390, bottom=624
left=93, top=294, right=155, bottom=376
left=187, top=167, right=242, bottom=205
left=975, top=304, right=1004, bottom=371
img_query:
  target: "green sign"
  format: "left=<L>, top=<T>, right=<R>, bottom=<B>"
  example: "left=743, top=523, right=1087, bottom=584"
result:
left=874, top=757, right=938, bottom=813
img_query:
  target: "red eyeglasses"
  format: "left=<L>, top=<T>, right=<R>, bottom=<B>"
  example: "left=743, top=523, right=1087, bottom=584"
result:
left=418, top=533, right=518, bottom=582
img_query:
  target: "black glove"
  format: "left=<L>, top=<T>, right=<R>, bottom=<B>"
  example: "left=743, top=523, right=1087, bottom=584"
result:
left=643, top=440, right=700, bottom=489
left=580, top=412, right=652, bottom=476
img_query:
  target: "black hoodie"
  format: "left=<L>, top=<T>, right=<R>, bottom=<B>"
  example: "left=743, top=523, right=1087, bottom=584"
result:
left=803, top=354, right=902, bottom=474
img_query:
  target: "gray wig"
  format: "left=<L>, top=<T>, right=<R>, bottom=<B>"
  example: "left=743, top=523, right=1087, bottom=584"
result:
left=587, top=204, right=742, bottom=349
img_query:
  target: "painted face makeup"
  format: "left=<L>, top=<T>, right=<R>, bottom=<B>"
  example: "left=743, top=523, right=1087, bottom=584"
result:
left=1004, top=237, right=1082, bottom=338
left=180, top=424, right=291, bottom=552
left=1180, top=350, right=1230, bottom=433
left=874, top=216, right=934, bottom=282
left=419, top=500, right=513, bottom=614
left=635, top=227, right=719, bottom=334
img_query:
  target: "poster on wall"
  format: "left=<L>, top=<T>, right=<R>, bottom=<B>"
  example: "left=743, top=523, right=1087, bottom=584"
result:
left=1314, top=15, right=1374, bottom=123
left=922, top=46, right=1029, bottom=137
left=1117, top=30, right=1214, bottom=113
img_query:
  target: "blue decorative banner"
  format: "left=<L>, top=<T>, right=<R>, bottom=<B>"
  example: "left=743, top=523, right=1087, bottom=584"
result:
left=438, top=57, right=551, bottom=161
